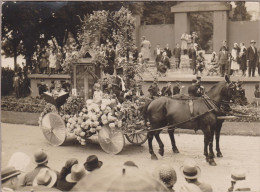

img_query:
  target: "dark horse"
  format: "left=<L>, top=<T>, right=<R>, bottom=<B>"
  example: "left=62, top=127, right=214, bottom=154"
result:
left=142, top=76, right=247, bottom=165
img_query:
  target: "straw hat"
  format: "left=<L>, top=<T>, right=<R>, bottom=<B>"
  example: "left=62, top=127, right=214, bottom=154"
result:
left=66, top=164, right=86, bottom=183
left=33, top=168, right=57, bottom=188
left=231, top=168, right=246, bottom=181
left=180, top=159, right=201, bottom=179
left=1, top=166, right=21, bottom=182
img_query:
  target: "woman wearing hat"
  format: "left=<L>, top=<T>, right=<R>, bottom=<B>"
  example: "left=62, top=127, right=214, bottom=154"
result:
left=180, top=159, right=212, bottom=192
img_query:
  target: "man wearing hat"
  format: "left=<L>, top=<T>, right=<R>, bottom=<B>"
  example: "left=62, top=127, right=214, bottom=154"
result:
left=196, top=76, right=205, bottom=97
left=22, top=149, right=57, bottom=186
left=219, top=40, right=229, bottom=52
left=32, top=168, right=57, bottom=188
left=84, top=155, right=103, bottom=172
left=1, top=166, right=21, bottom=192
left=161, top=82, right=172, bottom=97
left=148, top=79, right=161, bottom=99
left=228, top=168, right=251, bottom=192
left=181, top=159, right=212, bottom=192
left=246, top=40, right=258, bottom=77
left=172, top=80, right=182, bottom=95
left=65, top=164, right=86, bottom=185
left=188, top=79, right=200, bottom=97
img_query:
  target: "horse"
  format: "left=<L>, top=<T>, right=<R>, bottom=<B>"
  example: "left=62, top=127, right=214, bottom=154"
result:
left=142, top=76, right=247, bottom=165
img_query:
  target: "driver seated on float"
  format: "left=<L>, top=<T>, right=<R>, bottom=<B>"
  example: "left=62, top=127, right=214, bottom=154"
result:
left=51, top=82, right=66, bottom=98
left=188, top=79, right=201, bottom=97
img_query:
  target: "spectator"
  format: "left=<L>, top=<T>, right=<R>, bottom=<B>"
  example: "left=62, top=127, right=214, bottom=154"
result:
left=188, top=79, right=200, bottom=97
left=164, top=44, right=172, bottom=58
left=181, top=159, right=213, bottom=192
left=254, top=84, right=260, bottom=98
left=173, top=43, right=182, bottom=69
left=172, top=80, right=182, bottom=95
left=1, top=166, right=21, bottom=192
left=246, top=40, right=258, bottom=77
left=196, top=76, right=205, bottom=96
left=189, top=43, right=198, bottom=75
left=93, top=83, right=103, bottom=105
left=133, top=84, right=144, bottom=98
left=196, top=52, right=205, bottom=76
left=55, top=48, right=63, bottom=74
left=154, top=44, right=162, bottom=68
left=65, top=164, right=86, bottom=186
left=52, top=83, right=66, bottom=98
left=148, top=79, right=160, bottom=99
left=33, top=168, right=57, bottom=188
left=39, top=46, right=50, bottom=74
left=239, top=43, right=247, bottom=77
left=181, top=32, right=189, bottom=54
left=57, top=158, right=79, bottom=191
left=38, top=80, right=48, bottom=96
left=191, top=32, right=199, bottom=45
left=157, top=164, right=177, bottom=192
left=219, top=40, right=229, bottom=52
left=161, top=82, right=172, bottom=96
left=161, top=51, right=171, bottom=69
left=231, top=43, right=240, bottom=76
left=218, top=47, right=229, bottom=77
left=49, top=50, right=56, bottom=74
left=228, top=168, right=251, bottom=191
left=179, top=183, right=202, bottom=192
left=207, top=52, right=219, bottom=76
left=140, top=36, right=151, bottom=62
left=22, top=149, right=57, bottom=186
left=84, top=155, right=103, bottom=172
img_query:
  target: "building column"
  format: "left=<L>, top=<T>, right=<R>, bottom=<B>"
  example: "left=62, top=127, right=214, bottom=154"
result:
left=213, top=11, right=228, bottom=52
left=133, top=14, right=141, bottom=48
left=174, top=13, right=190, bottom=45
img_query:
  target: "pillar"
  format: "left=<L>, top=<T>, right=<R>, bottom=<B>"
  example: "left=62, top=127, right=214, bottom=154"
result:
left=133, top=14, right=141, bottom=48
left=213, top=11, right=228, bottom=52
left=174, top=13, right=190, bottom=45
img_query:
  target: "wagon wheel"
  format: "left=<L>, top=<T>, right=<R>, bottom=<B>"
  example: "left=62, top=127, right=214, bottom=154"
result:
left=125, top=129, right=148, bottom=146
left=98, top=125, right=125, bottom=155
left=40, top=112, right=66, bottom=146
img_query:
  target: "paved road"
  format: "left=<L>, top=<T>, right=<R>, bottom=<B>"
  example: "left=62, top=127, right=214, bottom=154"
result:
left=1, top=123, right=260, bottom=191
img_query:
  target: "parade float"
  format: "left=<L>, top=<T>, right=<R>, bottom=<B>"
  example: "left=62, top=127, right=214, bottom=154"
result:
left=39, top=8, right=149, bottom=154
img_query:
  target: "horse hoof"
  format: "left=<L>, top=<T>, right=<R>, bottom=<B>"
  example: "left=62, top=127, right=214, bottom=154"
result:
left=217, top=152, right=223, bottom=158
left=209, top=160, right=217, bottom=166
left=158, top=149, right=164, bottom=156
left=151, top=154, right=158, bottom=160
left=212, top=152, right=216, bottom=158
left=173, top=149, right=179, bottom=153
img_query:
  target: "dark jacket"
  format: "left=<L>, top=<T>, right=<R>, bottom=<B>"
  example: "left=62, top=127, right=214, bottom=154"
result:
left=148, top=83, right=160, bottom=98
left=164, top=48, right=172, bottom=58
left=173, top=47, right=181, bottom=58
left=188, top=85, right=200, bottom=97
left=247, top=46, right=258, bottom=62
left=218, top=51, right=229, bottom=66
left=161, top=86, right=172, bottom=96
left=57, top=167, right=76, bottom=191
left=172, top=85, right=180, bottom=95
left=161, top=56, right=171, bottom=69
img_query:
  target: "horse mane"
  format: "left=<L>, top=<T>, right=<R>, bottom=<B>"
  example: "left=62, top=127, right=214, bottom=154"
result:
left=206, top=81, right=227, bottom=102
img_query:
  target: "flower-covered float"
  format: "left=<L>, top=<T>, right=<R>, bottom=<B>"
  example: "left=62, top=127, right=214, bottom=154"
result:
left=39, top=83, right=150, bottom=154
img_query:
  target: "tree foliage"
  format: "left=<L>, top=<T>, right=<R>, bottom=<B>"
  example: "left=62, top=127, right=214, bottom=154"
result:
left=231, top=2, right=252, bottom=21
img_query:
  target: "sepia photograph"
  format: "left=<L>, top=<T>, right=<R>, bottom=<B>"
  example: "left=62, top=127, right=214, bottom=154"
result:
left=1, top=1, right=260, bottom=192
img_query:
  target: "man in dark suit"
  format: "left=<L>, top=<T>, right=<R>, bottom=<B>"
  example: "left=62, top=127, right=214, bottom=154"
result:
left=219, top=40, right=229, bottom=52
left=161, top=82, right=172, bottom=96
left=104, top=45, right=115, bottom=75
left=218, top=47, right=229, bottom=77
left=173, top=43, right=182, bottom=69
left=164, top=44, right=172, bottom=58
left=172, top=80, right=181, bottom=95
left=246, top=40, right=258, bottom=77
left=188, top=79, right=200, bottom=97
left=154, top=44, right=162, bottom=68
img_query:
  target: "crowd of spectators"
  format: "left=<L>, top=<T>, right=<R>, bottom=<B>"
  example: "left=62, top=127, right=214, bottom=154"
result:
left=2, top=149, right=252, bottom=192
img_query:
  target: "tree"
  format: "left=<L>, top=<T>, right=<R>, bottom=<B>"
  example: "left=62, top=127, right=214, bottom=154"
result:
left=231, top=2, right=252, bottom=21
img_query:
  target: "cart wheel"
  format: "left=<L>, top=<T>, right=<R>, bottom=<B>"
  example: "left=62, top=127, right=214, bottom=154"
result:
left=125, top=130, right=148, bottom=145
left=40, top=112, right=66, bottom=146
left=98, top=125, right=125, bottom=155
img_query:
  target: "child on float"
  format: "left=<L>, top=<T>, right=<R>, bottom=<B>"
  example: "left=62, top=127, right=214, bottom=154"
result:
left=93, top=83, right=103, bottom=105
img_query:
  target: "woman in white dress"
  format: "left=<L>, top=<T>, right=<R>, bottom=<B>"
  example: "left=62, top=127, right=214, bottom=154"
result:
left=231, top=43, right=240, bottom=76
left=140, top=36, right=151, bottom=62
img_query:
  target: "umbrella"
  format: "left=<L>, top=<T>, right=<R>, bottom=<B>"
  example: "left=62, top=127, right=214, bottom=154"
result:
left=71, top=165, right=169, bottom=192
left=41, top=113, right=66, bottom=146
left=8, top=152, right=31, bottom=172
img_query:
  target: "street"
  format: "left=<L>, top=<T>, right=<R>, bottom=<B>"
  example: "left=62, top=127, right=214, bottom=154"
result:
left=1, top=123, right=260, bottom=191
